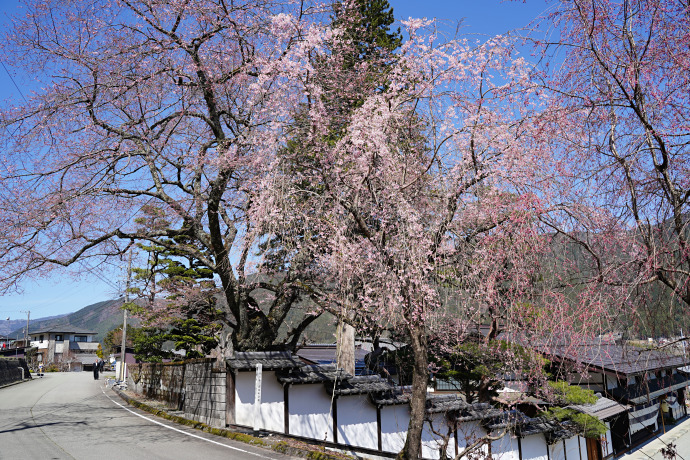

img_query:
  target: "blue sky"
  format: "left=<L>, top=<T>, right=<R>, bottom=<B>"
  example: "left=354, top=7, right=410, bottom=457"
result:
left=0, top=0, right=549, bottom=320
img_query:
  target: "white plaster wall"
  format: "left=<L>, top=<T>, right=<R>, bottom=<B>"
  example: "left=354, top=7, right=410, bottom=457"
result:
left=337, top=394, right=378, bottom=450
left=521, top=435, right=548, bottom=460
left=455, top=420, right=488, bottom=456
left=565, top=436, right=581, bottom=459
left=380, top=405, right=409, bottom=454
left=490, top=434, right=520, bottom=460
left=579, top=437, right=587, bottom=459
left=235, top=371, right=257, bottom=427
left=549, top=440, right=566, bottom=460
left=235, top=370, right=285, bottom=430
left=259, top=371, right=284, bottom=432
left=421, top=413, right=454, bottom=459
left=289, top=384, right=334, bottom=442
left=602, top=422, right=613, bottom=457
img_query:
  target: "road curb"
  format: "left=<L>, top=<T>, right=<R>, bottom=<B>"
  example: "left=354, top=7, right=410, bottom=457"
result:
left=0, top=378, right=31, bottom=390
left=112, top=388, right=354, bottom=460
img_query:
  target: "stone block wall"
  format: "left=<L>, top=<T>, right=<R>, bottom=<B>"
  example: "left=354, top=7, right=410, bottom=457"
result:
left=129, top=361, right=185, bottom=409
left=128, top=359, right=225, bottom=427
left=184, top=360, right=226, bottom=427
left=0, top=358, right=31, bottom=386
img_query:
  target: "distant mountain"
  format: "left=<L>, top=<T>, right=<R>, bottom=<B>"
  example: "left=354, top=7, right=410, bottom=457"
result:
left=5, top=299, right=138, bottom=343
left=1, top=314, right=68, bottom=337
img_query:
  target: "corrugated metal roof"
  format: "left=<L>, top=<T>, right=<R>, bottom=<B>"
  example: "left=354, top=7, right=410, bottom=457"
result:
left=569, top=396, right=629, bottom=420
left=541, top=343, right=690, bottom=376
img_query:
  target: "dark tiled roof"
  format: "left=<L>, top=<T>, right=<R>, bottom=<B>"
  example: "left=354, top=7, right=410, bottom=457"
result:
left=449, top=403, right=504, bottom=423
left=226, top=351, right=303, bottom=371
left=482, top=410, right=531, bottom=431
left=370, top=389, right=411, bottom=406
left=296, top=345, right=369, bottom=364
left=510, top=416, right=578, bottom=444
left=276, top=364, right=351, bottom=384
left=541, top=343, right=689, bottom=376
left=544, top=420, right=578, bottom=444
left=326, top=375, right=392, bottom=396
left=426, top=394, right=467, bottom=414
left=610, top=373, right=690, bottom=404
left=28, top=326, right=96, bottom=335
left=569, top=395, right=629, bottom=420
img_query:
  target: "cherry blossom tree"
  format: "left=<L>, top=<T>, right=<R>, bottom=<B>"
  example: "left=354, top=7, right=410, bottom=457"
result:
left=537, top=0, right=690, bottom=337
left=0, top=0, right=335, bottom=352
left=258, top=19, right=558, bottom=458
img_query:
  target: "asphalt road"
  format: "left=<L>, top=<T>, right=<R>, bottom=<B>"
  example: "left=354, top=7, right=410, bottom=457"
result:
left=624, top=415, right=690, bottom=459
left=0, top=372, right=296, bottom=460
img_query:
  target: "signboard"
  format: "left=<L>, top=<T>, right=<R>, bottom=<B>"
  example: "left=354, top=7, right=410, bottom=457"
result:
left=254, top=363, right=263, bottom=431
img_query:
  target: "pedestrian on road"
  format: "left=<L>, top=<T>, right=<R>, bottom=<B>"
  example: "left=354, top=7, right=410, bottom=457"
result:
left=93, top=361, right=99, bottom=380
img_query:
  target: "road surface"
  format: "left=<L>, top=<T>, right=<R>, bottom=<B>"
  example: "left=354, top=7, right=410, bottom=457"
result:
left=0, top=372, right=296, bottom=460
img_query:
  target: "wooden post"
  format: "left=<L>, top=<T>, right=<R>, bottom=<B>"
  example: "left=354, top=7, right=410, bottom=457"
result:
left=225, top=368, right=236, bottom=426
left=376, top=405, right=382, bottom=451
left=332, top=396, right=338, bottom=444
left=284, top=383, right=290, bottom=435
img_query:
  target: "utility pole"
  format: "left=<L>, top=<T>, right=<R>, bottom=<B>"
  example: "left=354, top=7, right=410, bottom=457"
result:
left=24, top=310, right=30, bottom=344
left=119, top=250, right=132, bottom=382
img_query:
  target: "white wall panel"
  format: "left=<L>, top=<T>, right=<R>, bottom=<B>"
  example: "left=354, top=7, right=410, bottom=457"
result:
left=380, top=405, right=408, bottom=454
left=289, top=384, right=334, bottom=442
left=337, top=394, right=378, bottom=450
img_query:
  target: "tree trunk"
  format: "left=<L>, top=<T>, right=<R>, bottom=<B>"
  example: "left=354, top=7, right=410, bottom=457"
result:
left=398, top=326, right=428, bottom=460
left=336, top=319, right=356, bottom=375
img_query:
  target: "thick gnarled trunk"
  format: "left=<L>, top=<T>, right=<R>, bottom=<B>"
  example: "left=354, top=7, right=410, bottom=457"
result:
left=398, top=325, right=428, bottom=460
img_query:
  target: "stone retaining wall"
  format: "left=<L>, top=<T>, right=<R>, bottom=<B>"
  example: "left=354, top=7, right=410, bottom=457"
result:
left=0, top=358, right=31, bottom=386
left=128, top=359, right=225, bottom=427
left=184, top=360, right=226, bottom=427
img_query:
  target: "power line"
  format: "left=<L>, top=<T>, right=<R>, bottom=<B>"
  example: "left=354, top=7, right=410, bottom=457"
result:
left=1, top=60, right=28, bottom=103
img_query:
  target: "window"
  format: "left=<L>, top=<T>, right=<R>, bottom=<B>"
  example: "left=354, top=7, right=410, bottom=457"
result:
left=39, top=335, right=44, bottom=343
left=74, top=335, right=87, bottom=342
left=55, top=335, right=63, bottom=341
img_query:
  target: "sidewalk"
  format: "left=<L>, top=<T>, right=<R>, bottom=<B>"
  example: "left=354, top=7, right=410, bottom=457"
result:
left=621, top=417, right=690, bottom=459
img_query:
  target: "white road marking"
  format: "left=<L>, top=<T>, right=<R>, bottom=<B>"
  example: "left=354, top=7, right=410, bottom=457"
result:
left=101, top=388, right=274, bottom=459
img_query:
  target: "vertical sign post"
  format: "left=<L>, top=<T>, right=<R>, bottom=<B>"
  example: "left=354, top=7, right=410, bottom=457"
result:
left=254, top=363, right=263, bottom=431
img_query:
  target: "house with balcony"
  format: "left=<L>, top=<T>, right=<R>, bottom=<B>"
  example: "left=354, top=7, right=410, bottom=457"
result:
left=29, top=326, right=99, bottom=370
left=540, top=339, right=690, bottom=457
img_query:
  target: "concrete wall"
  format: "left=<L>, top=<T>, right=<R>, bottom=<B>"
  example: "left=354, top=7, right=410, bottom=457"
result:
left=0, top=358, right=30, bottom=386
